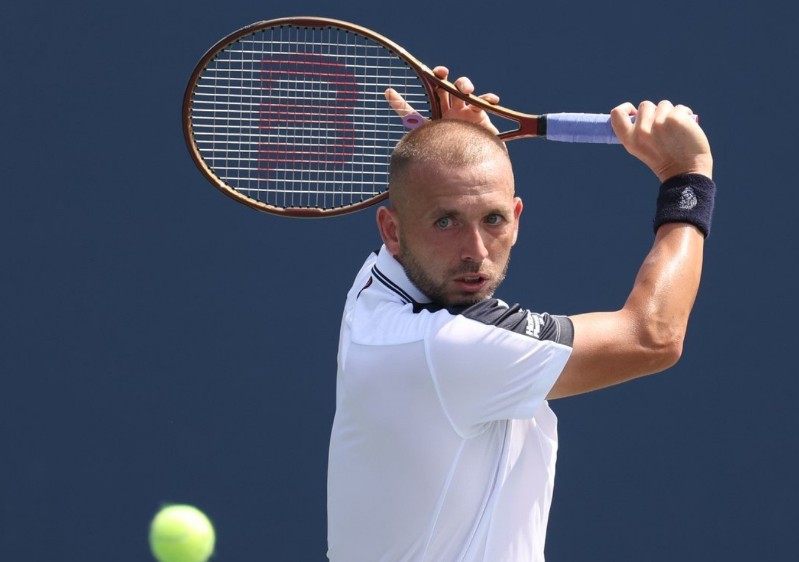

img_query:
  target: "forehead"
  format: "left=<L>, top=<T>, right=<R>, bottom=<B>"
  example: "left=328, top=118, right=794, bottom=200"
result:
left=402, top=157, right=514, bottom=207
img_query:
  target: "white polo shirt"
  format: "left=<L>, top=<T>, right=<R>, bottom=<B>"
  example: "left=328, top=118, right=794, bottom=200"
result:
left=327, top=246, right=573, bottom=562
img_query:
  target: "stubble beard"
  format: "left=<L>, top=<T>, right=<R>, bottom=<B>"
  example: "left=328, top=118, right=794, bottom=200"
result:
left=398, top=245, right=510, bottom=307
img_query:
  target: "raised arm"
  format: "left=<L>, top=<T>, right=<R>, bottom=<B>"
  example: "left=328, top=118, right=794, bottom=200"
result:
left=548, top=100, right=715, bottom=399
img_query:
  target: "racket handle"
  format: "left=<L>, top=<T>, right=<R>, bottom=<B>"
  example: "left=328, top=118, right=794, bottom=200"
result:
left=545, top=113, right=619, bottom=144
left=545, top=112, right=701, bottom=144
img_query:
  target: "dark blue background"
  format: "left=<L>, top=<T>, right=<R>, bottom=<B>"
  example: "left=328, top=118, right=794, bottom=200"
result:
left=2, top=1, right=796, bottom=560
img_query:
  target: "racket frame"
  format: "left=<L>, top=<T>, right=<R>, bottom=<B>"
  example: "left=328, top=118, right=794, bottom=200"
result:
left=182, top=17, right=547, bottom=217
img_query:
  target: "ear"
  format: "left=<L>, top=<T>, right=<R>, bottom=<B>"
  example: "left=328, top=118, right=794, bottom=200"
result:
left=376, top=206, right=401, bottom=256
left=511, top=196, right=524, bottom=246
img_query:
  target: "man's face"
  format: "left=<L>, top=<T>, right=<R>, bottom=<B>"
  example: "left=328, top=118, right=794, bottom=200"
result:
left=382, top=155, right=522, bottom=306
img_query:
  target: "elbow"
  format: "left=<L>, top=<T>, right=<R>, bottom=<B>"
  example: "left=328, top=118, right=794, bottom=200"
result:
left=654, top=339, right=684, bottom=372
left=638, top=324, right=686, bottom=374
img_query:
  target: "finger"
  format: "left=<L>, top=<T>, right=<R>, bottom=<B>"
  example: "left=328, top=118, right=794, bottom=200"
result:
left=431, top=66, right=452, bottom=109
left=470, top=93, right=499, bottom=113
left=477, top=93, right=500, bottom=105
left=614, top=101, right=637, bottom=116
left=453, top=76, right=475, bottom=95
left=610, top=102, right=637, bottom=138
left=634, top=100, right=657, bottom=132
left=436, top=85, right=451, bottom=113
left=384, top=88, right=415, bottom=117
left=673, top=103, right=696, bottom=125
left=450, top=76, right=474, bottom=110
left=653, top=99, right=675, bottom=125
left=432, top=66, right=450, bottom=80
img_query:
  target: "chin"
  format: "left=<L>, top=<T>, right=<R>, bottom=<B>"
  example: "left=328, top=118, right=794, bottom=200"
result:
left=449, top=291, right=494, bottom=307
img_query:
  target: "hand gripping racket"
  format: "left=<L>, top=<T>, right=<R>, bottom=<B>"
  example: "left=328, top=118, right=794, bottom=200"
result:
left=183, top=17, right=633, bottom=217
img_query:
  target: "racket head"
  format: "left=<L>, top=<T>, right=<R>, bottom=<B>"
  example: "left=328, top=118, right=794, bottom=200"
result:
left=182, top=17, right=441, bottom=217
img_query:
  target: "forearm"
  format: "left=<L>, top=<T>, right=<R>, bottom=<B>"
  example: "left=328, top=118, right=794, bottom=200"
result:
left=549, top=224, right=705, bottom=399
left=622, top=222, right=705, bottom=364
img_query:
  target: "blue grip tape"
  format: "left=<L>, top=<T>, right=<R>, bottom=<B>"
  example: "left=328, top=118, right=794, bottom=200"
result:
left=546, top=113, right=619, bottom=144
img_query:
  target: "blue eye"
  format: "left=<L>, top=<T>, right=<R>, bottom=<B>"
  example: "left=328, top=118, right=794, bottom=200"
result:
left=435, top=217, right=453, bottom=229
left=485, top=214, right=504, bottom=225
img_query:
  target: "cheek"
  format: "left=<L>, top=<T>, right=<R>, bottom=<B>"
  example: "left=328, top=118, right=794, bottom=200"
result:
left=406, top=235, right=458, bottom=274
left=407, top=236, right=444, bottom=265
left=488, top=227, right=517, bottom=251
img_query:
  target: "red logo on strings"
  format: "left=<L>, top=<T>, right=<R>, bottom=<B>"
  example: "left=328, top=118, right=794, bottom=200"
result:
left=259, top=54, right=358, bottom=173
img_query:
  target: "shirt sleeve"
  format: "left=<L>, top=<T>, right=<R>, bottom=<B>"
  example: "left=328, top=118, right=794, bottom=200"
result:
left=425, top=299, right=573, bottom=438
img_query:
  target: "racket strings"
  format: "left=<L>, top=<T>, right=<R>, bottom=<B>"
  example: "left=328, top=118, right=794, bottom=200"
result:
left=188, top=24, right=432, bottom=213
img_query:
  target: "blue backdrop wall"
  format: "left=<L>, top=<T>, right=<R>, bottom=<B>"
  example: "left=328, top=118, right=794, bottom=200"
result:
left=2, top=1, right=796, bottom=560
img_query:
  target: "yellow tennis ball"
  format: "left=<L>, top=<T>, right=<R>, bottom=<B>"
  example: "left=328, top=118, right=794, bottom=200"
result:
left=149, top=504, right=216, bottom=562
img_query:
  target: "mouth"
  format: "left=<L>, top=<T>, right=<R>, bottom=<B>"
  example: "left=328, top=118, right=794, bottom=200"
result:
left=455, top=274, right=489, bottom=292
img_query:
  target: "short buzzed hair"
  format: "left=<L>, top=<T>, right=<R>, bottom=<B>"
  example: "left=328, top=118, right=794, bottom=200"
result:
left=388, top=119, right=512, bottom=209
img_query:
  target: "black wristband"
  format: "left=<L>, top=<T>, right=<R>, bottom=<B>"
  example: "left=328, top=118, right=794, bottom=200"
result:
left=653, top=173, right=716, bottom=237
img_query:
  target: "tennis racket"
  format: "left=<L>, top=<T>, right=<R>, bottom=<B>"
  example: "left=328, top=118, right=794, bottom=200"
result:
left=183, top=16, right=630, bottom=217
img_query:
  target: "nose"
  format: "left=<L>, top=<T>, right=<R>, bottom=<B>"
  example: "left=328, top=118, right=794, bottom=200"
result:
left=460, top=225, right=489, bottom=262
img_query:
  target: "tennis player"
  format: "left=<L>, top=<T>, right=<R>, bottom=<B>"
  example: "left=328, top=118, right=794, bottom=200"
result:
left=327, top=67, right=714, bottom=561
